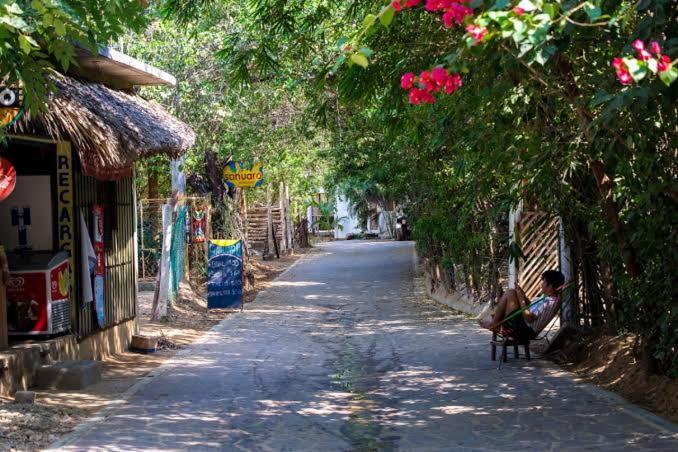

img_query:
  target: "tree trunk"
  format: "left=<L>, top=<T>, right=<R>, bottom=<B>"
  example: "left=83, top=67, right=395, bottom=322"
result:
left=148, top=169, right=159, bottom=200
left=590, top=161, right=642, bottom=278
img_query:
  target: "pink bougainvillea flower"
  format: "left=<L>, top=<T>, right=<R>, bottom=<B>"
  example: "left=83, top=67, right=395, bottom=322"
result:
left=658, top=55, right=672, bottom=73
left=512, top=6, right=525, bottom=16
left=442, top=4, right=473, bottom=28
left=617, top=70, right=632, bottom=85
left=466, top=24, right=488, bottom=45
left=650, top=41, right=661, bottom=55
left=638, top=49, right=653, bottom=61
left=405, top=0, right=423, bottom=6
left=401, top=72, right=415, bottom=89
left=611, top=57, right=624, bottom=70
left=391, top=0, right=403, bottom=11
left=409, top=88, right=435, bottom=104
left=420, top=90, right=436, bottom=103
left=431, top=66, right=448, bottom=86
left=409, top=88, right=423, bottom=104
left=632, top=40, right=645, bottom=51
left=612, top=58, right=633, bottom=85
left=444, top=73, right=463, bottom=94
left=424, top=0, right=446, bottom=11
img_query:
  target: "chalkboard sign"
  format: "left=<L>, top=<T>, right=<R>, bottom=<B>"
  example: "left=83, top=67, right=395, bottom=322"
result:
left=207, top=240, right=243, bottom=309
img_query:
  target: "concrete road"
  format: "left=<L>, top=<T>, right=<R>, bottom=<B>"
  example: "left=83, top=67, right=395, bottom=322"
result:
left=60, top=241, right=677, bottom=451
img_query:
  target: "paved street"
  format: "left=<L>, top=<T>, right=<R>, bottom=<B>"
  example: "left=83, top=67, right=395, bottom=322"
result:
left=61, top=241, right=677, bottom=451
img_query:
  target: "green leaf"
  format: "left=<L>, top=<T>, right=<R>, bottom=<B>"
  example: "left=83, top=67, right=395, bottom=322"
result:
left=492, top=0, right=510, bottom=9
left=543, top=3, right=558, bottom=19
left=31, top=0, right=44, bottom=13
left=517, top=0, right=537, bottom=12
left=6, top=3, right=23, bottom=14
left=53, top=18, right=66, bottom=36
left=331, top=56, right=346, bottom=73
left=379, top=6, right=395, bottom=27
left=18, top=34, right=33, bottom=54
left=358, top=47, right=373, bottom=58
left=350, top=53, right=368, bottom=68
left=659, top=66, right=677, bottom=86
left=583, top=2, right=601, bottom=21
left=336, top=37, right=348, bottom=50
left=534, top=44, right=556, bottom=65
left=362, top=14, right=377, bottom=30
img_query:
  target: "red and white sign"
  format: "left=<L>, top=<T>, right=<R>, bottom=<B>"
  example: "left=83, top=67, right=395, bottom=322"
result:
left=0, top=157, right=16, bottom=202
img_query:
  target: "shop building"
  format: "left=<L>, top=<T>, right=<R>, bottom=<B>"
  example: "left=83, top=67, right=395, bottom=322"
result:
left=0, top=46, right=194, bottom=395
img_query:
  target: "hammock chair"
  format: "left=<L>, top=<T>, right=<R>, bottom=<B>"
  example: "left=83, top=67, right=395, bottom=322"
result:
left=490, top=281, right=575, bottom=364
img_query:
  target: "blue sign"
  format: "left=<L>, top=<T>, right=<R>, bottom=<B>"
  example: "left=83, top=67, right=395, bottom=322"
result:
left=207, top=240, right=243, bottom=309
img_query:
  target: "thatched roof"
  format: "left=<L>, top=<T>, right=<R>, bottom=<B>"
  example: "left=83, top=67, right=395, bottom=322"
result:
left=11, top=71, right=195, bottom=180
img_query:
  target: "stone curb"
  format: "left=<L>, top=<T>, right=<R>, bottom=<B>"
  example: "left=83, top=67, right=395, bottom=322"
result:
left=47, top=249, right=317, bottom=450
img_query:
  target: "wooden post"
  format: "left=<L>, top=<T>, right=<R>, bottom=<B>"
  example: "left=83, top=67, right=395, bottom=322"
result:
left=284, top=183, right=293, bottom=251
left=279, top=182, right=287, bottom=254
left=508, top=201, right=523, bottom=289
left=152, top=203, right=172, bottom=320
left=559, top=217, right=575, bottom=325
left=265, top=184, right=275, bottom=260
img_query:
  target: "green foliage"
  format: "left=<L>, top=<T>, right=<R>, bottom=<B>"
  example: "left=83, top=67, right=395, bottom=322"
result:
left=0, top=0, right=147, bottom=113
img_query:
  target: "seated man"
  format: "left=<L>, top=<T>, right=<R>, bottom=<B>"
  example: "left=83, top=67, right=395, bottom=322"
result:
left=479, top=270, right=565, bottom=340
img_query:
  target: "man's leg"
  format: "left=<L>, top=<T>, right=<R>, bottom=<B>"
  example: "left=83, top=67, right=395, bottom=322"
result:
left=479, top=289, right=521, bottom=329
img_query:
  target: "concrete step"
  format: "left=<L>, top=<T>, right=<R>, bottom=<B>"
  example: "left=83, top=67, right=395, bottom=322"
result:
left=34, top=360, right=102, bottom=390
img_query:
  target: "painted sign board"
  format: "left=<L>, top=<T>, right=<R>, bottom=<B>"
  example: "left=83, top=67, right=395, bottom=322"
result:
left=56, top=142, right=75, bottom=297
left=223, top=162, right=264, bottom=189
left=207, top=239, right=243, bottom=309
left=92, top=205, right=105, bottom=328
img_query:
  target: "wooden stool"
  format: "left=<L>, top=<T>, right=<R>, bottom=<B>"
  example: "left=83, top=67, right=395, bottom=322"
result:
left=491, top=331, right=531, bottom=362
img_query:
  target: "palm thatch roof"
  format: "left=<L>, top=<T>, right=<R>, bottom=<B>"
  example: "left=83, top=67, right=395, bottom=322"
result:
left=11, top=71, right=194, bottom=180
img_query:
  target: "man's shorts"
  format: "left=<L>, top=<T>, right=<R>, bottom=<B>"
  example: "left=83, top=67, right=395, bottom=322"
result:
left=503, top=308, right=537, bottom=340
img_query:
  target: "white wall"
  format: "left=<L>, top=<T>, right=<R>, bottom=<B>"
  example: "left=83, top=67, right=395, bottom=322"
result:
left=0, top=175, right=53, bottom=251
left=334, top=194, right=361, bottom=239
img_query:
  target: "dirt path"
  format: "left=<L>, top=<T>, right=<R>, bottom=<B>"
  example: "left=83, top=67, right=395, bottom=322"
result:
left=0, top=249, right=314, bottom=451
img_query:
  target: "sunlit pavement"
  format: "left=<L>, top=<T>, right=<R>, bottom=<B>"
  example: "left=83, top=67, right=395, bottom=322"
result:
left=60, top=241, right=677, bottom=451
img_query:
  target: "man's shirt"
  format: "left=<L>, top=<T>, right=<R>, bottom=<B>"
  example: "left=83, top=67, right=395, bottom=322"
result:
left=525, top=295, right=559, bottom=334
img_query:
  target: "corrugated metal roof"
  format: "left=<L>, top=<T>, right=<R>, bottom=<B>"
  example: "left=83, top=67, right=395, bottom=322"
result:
left=71, top=45, right=176, bottom=89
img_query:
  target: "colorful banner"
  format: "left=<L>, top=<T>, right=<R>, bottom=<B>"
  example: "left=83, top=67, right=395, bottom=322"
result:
left=207, top=239, right=243, bottom=309
left=191, top=208, right=207, bottom=243
left=223, top=162, right=264, bottom=189
left=92, top=205, right=105, bottom=328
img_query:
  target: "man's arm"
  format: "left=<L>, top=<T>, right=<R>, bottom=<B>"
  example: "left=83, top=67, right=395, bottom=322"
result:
left=515, top=284, right=530, bottom=308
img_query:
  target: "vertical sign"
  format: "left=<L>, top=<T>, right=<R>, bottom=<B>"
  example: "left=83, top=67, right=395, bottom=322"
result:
left=56, top=142, right=74, bottom=298
left=92, top=205, right=105, bottom=328
left=207, top=240, right=243, bottom=309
